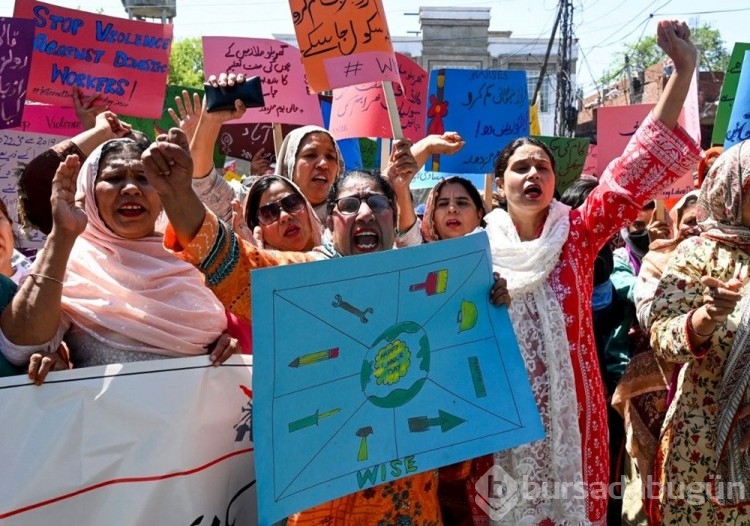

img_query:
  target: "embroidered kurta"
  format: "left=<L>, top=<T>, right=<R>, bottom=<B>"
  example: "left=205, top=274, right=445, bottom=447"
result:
left=649, top=236, right=750, bottom=525
left=486, top=113, right=700, bottom=526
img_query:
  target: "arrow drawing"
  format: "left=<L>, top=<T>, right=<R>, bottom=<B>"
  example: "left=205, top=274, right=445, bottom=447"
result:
left=408, top=410, right=466, bottom=433
left=288, top=408, right=341, bottom=433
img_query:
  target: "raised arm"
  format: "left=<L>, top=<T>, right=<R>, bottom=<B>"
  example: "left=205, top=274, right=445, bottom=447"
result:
left=410, top=132, right=465, bottom=171
left=142, top=129, right=205, bottom=248
left=652, top=20, right=697, bottom=129
left=383, top=138, right=419, bottom=236
left=190, top=73, right=247, bottom=180
left=1, top=155, right=86, bottom=345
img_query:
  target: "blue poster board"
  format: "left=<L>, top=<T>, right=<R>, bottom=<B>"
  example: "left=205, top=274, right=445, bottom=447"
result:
left=724, top=50, right=750, bottom=148
left=416, top=69, right=529, bottom=184
left=251, top=232, right=543, bottom=525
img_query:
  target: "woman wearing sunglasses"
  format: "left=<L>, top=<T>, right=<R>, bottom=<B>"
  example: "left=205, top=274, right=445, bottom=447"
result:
left=243, top=175, right=322, bottom=252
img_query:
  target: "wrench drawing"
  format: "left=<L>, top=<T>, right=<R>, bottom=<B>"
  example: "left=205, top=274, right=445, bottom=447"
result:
left=332, top=294, right=373, bottom=323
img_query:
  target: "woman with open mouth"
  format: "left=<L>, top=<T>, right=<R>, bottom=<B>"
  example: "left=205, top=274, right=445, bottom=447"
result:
left=0, top=135, right=239, bottom=384
left=479, top=20, right=702, bottom=526
left=419, top=176, right=486, bottom=243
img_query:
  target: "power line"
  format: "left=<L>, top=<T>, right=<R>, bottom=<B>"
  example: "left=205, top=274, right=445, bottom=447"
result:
left=659, top=7, right=750, bottom=15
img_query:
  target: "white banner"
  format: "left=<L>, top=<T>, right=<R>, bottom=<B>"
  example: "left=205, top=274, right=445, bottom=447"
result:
left=0, top=355, right=257, bottom=526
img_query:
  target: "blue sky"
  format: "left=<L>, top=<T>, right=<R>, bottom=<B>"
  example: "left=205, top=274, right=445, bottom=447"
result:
left=4, top=0, right=747, bottom=94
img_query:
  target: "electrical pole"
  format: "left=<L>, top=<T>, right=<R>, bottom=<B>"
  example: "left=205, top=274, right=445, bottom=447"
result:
left=555, top=0, right=575, bottom=137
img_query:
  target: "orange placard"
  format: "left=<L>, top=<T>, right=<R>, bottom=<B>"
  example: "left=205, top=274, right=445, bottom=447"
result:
left=288, top=0, right=400, bottom=93
left=14, top=0, right=172, bottom=118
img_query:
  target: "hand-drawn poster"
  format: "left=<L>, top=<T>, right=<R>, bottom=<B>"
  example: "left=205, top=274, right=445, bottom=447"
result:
left=533, top=136, right=590, bottom=195
left=320, top=95, right=362, bottom=171
left=0, top=18, right=34, bottom=129
left=252, top=232, right=544, bottom=524
left=359, top=137, right=378, bottom=170
left=597, top=103, right=653, bottom=176
left=14, top=0, right=171, bottom=118
left=202, top=36, right=323, bottom=127
left=712, top=42, right=750, bottom=146
left=13, top=102, right=82, bottom=135
left=330, top=53, right=427, bottom=142
left=288, top=0, right=400, bottom=93
left=0, top=129, right=64, bottom=249
left=218, top=122, right=299, bottom=167
left=0, top=356, right=256, bottom=526
left=598, top=102, right=697, bottom=198
left=529, top=101, right=541, bottom=135
left=724, top=50, right=750, bottom=149
left=426, top=69, right=529, bottom=175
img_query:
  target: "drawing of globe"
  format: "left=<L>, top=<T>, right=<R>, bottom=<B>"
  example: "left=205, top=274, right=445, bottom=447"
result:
left=360, top=321, right=430, bottom=408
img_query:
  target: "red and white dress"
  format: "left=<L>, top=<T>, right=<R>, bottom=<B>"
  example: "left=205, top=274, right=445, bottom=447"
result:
left=483, top=113, right=700, bottom=526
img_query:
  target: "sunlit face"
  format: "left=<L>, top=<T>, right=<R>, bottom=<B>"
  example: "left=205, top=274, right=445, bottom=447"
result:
left=433, top=182, right=483, bottom=240
left=256, top=181, right=314, bottom=252
left=327, top=176, right=395, bottom=256
left=95, top=153, right=162, bottom=239
left=0, top=208, right=13, bottom=277
left=496, top=145, right=555, bottom=223
left=293, top=132, right=339, bottom=207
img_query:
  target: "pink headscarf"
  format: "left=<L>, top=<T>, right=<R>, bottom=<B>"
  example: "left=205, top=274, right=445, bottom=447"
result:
left=61, top=139, right=226, bottom=356
left=420, top=176, right=487, bottom=242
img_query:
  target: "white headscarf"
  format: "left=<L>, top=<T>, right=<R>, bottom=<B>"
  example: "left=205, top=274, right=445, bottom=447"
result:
left=484, top=201, right=587, bottom=524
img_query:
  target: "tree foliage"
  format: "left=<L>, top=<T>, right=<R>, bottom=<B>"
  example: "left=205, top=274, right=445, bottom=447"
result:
left=598, top=23, right=729, bottom=85
left=168, top=37, right=204, bottom=88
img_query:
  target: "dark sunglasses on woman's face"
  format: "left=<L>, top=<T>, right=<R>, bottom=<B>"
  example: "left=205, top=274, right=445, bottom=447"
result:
left=335, top=194, right=391, bottom=215
left=257, top=193, right=306, bottom=225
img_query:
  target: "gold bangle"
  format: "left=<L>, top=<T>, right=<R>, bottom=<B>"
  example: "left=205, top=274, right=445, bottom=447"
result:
left=29, top=273, right=64, bottom=286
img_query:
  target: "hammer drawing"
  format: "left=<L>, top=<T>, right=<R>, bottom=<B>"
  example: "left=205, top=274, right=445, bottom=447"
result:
left=356, top=426, right=373, bottom=462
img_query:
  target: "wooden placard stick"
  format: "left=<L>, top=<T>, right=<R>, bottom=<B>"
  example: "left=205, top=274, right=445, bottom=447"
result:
left=484, top=173, right=494, bottom=211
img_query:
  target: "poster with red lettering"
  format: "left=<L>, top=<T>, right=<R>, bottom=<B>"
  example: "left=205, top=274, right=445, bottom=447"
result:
left=329, top=53, right=427, bottom=142
left=13, top=0, right=171, bottom=118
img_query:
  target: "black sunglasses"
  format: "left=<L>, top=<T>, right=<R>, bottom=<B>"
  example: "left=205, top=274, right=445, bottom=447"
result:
left=257, top=193, right=306, bottom=225
left=335, top=194, right=391, bottom=215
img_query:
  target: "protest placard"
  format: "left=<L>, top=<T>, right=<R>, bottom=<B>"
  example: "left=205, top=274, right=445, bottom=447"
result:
left=712, top=42, right=750, bottom=146
left=533, top=136, right=590, bottom=194
left=0, top=17, right=34, bottom=129
left=14, top=0, right=171, bottom=118
left=724, top=50, right=750, bottom=148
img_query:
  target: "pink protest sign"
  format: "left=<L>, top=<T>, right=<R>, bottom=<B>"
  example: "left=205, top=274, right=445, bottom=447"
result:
left=288, top=0, right=400, bottom=93
left=597, top=100, right=698, bottom=198
left=14, top=0, right=171, bottom=118
left=659, top=69, right=701, bottom=198
left=13, top=102, right=82, bottom=136
left=0, top=17, right=35, bottom=129
left=202, top=37, right=322, bottom=127
left=596, top=104, right=653, bottom=176
left=582, top=144, right=598, bottom=176
left=329, top=53, right=427, bottom=142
